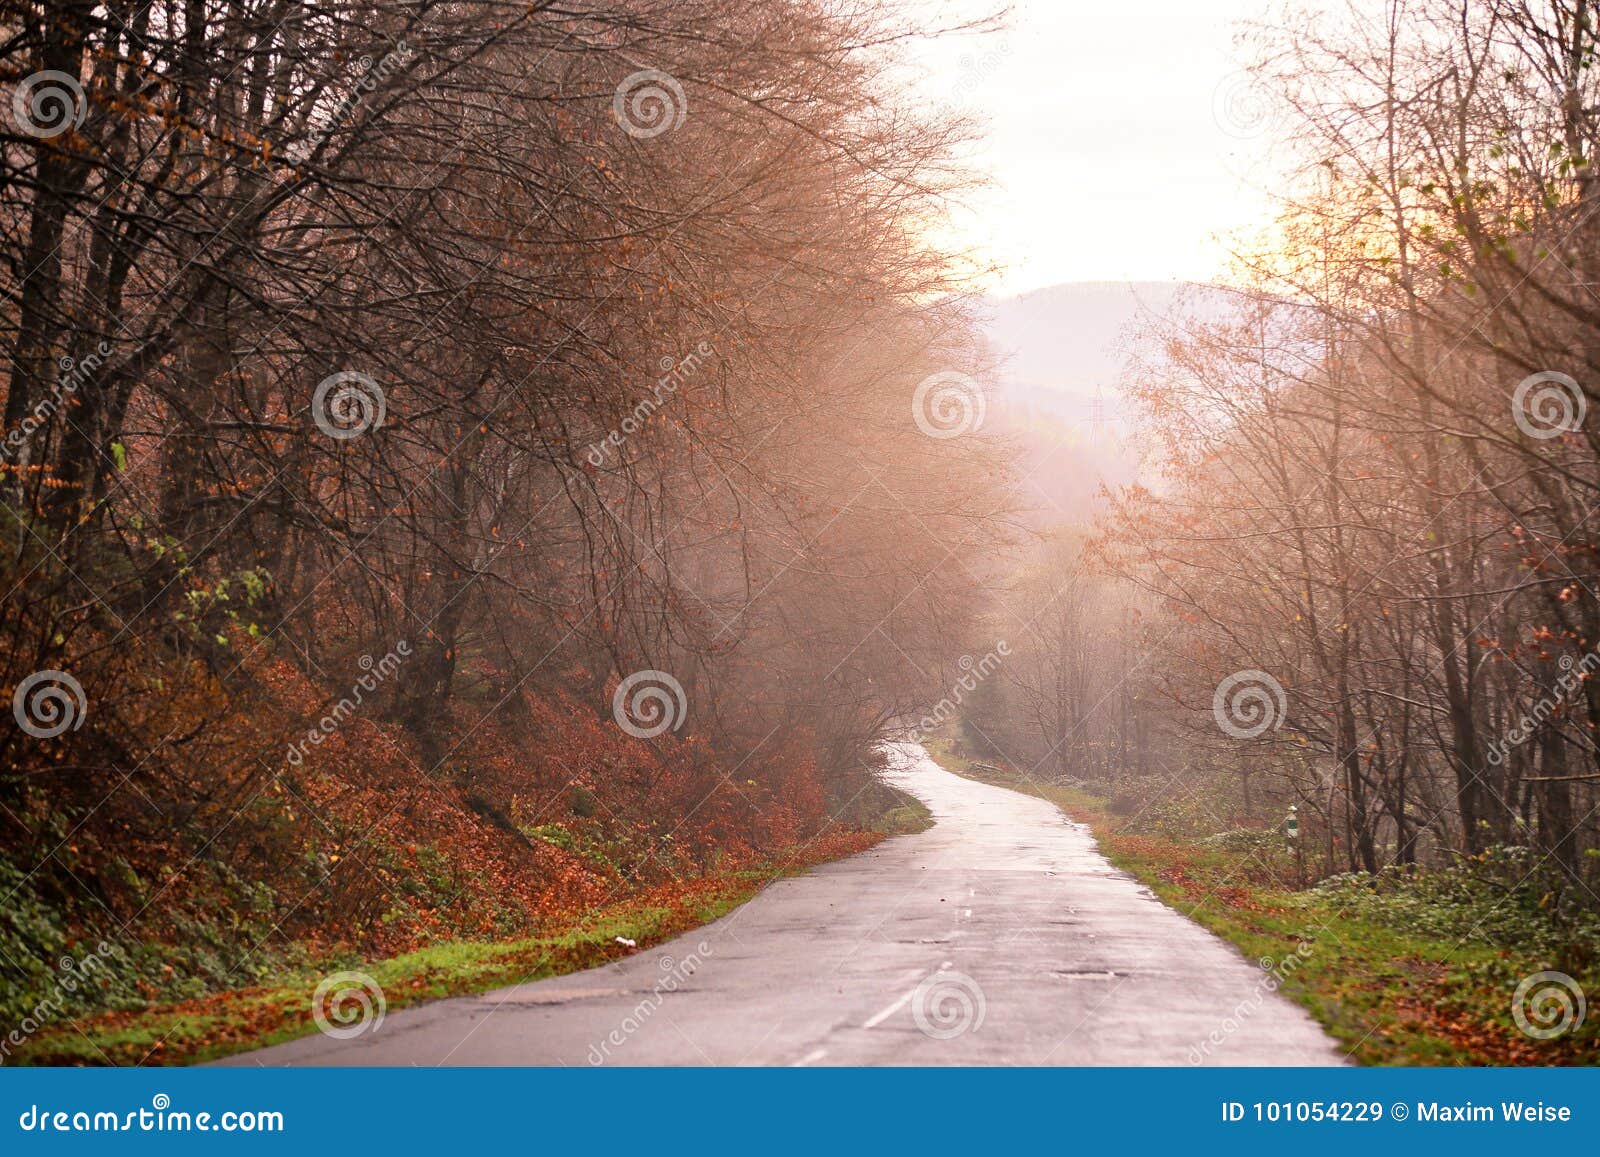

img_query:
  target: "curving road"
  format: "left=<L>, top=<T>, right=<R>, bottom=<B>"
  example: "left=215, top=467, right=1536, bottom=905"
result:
left=225, top=743, right=1345, bottom=1066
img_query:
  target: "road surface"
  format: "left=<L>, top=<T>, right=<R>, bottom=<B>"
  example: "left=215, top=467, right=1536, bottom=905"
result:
left=226, top=742, right=1345, bottom=1065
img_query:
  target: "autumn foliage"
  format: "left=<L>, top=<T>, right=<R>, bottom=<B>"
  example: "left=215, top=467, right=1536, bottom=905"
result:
left=0, top=0, right=1010, bottom=1020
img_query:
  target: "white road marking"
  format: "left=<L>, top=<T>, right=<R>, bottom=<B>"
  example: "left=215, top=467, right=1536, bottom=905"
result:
left=862, top=987, right=916, bottom=1029
left=792, top=1047, right=828, bottom=1066
left=863, top=959, right=957, bottom=1029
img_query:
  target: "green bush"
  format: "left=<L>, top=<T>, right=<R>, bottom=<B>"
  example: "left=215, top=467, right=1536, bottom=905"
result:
left=1310, top=846, right=1600, bottom=963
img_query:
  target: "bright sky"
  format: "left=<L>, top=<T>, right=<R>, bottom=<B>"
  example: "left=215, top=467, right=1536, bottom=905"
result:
left=908, top=0, right=1282, bottom=295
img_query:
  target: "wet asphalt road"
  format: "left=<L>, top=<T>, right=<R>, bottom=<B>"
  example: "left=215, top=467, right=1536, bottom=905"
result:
left=223, top=743, right=1345, bottom=1066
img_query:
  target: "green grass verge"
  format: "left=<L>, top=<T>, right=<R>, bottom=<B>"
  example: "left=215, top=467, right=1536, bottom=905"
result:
left=10, top=864, right=818, bottom=1066
left=872, top=786, right=933, bottom=836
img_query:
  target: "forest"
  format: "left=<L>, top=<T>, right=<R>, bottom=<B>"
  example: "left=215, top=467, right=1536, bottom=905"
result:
left=5, top=0, right=1600, bottom=1068
left=0, top=0, right=1013, bottom=1057
left=954, top=0, right=1600, bottom=1060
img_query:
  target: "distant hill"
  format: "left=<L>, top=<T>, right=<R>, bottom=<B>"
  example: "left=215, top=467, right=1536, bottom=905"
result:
left=984, top=280, right=1187, bottom=406
left=978, top=280, right=1214, bottom=524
